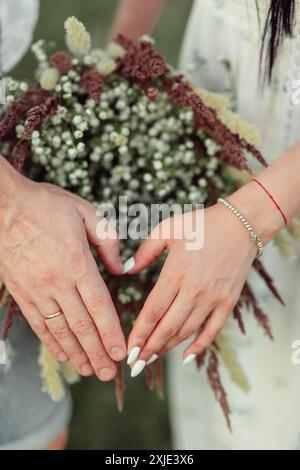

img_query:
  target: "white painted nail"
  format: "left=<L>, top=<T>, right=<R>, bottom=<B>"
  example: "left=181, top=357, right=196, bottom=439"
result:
left=182, top=353, right=196, bottom=365
left=127, top=346, right=141, bottom=365
left=123, top=257, right=135, bottom=274
left=147, top=354, right=158, bottom=365
left=131, top=360, right=146, bottom=378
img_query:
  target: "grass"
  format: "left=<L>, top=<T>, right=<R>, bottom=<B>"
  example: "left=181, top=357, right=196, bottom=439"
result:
left=13, top=0, right=193, bottom=449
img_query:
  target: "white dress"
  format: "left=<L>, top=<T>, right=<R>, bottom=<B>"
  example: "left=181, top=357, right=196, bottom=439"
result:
left=168, top=0, right=300, bottom=450
left=0, top=0, right=39, bottom=73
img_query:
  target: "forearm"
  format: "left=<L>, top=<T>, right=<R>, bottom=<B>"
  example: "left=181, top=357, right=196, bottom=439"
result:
left=229, top=140, right=300, bottom=244
left=0, top=156, right=21, bottom=214
left=109, top=0, right=166, bottom=40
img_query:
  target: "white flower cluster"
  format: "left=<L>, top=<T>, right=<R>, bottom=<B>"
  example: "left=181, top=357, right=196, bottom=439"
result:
left=6, top=39, right=229, bottom=312
left=4, top=78, right=28, bottom=105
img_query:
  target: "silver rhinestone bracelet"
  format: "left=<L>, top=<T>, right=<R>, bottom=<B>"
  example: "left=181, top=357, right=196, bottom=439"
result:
left=217, top=197, right=264, bottom=258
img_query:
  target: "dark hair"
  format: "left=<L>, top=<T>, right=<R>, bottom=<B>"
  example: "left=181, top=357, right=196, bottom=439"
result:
left=259, top=0, right=295, bottom=81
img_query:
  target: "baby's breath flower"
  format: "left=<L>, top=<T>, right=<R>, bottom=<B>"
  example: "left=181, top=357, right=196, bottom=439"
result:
left=72, top=115, right=82, bottom=125
left=90, top=117, right=100, bottom=127
left=90, top=151, right=100, bottom=162
left=205, top=138, right=220, bottom=156
left=153, top=161, right=163, bottom=170
left=52, top=136, right=61, bottom=148
left=86, top=99, right=96, bottom=109
left=62, top=131, right=71, bottom=142
left=78, top=121, right=88, bottom=132
left=77, top=142, right=85, bottom=152
left=8, top=80, right=19, bottom=91
left=74, top=130, right=83, bottom=139
left=139, top=35, right=155, bottom=44
left=20, top=82, right=28, bottom=92
left=16, top=124, right=24, bottom=138
left=118, top=145, right=128, bottom=155
left=68, top=148, right=77, bottom=158
left=6, top=95, right=14, bottom=104
left=83, top=55, right=94, bottom=66
left=99, top=111, right=108, bottom=120
left=199, top=178, right=207, bottom=188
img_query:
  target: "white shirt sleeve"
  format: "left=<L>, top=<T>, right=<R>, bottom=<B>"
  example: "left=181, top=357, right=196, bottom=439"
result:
left=0, top=0, right=39, bottom=73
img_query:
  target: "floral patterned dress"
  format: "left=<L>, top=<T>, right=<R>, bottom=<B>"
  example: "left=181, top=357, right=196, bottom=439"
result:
left=168, top=0, right=300, bottom=450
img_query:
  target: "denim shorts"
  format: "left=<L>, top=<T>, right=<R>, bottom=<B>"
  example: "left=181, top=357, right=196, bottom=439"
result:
left=0, top=308, right=72, bottom=450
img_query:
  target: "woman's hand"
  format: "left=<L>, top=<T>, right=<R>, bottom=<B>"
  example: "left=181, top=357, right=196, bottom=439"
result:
left=126, top=204, right=258, bottom=375
left=0, top=159, right=126, bottom=381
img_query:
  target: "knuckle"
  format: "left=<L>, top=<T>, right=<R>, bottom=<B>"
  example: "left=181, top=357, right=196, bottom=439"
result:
left=221, top=295, right=236, bottom=310
left=160, top=327, right=175, bottom=341
left=177, top=329, right=193, bottom=342
left=187, top=282, right=205, bottom=300
left=194, top=337, right=207, bottom=350
left=87, top=294, right=108, bottom=313
left=72, top=351, right=88, bottom=364
left=26, top=276, right=38, bottom=290
left=41, top=267, right=58, bottom=284
left=68, top=247, right=85, bottom=270
left=142, top=346, right=153, bottom=356
left=51, top=324, right=70, bottom=339
left=204, top=328, right=218, bottom=343
left=101, top=325, right=119, bottom=341
left=71, top=318, right=95, bottom=336
left=88, top=351, right=108, bottom=363
left=176, top=333, right=188, bottom=343
left=32, top=319, right=48, bottom=336
left=144, top=307, right=164, bottom=324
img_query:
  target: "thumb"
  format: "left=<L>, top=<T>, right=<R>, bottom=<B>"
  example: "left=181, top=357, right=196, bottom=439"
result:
left=78, top=203, right=123, bottom=275
left=124, top=229, right=168, bottom=274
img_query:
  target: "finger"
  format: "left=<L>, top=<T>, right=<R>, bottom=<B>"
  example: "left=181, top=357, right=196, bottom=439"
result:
left=126, top=222, right=169, bottom=274
left=135, top=289, right=195, bottom=365
left=78, top=202, right=122, bottom=275
left=140, top=289, right=216, bottom=361
left=76, top=256, right=127, bottom=362
left=37, top=298, right=94, bottom=377
left=16, top=298, right=69, bottom=363
left=183, top=305, right=231, bottom=361
left=58, top=289, right=117, bottom=381
left=160, top=306, right=210, bottom=355
left=127, top=255, right=178, bottom=364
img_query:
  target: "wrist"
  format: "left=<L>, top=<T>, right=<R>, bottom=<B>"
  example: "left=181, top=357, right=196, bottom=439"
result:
left=0, top=156, right=26, bottom=223
left=228, top=180, right=284, bottom=245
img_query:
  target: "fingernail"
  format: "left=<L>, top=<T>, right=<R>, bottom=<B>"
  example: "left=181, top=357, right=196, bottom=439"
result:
left=182, top=354, right=196, bottom=365
left=80, top=363, right=94, bottom=376
left=127, top=346, right=141, bottom=365
left=147, top=354, right=158, bottom=365
left=99, top=368, right=115, bottom=381
left=58, top=352, right=68, bottom=362
left=110, top=346, right=126, bottom=361
left=123, top=257, right=135, bottom=274
left=131, top=360, right=146, bottom=378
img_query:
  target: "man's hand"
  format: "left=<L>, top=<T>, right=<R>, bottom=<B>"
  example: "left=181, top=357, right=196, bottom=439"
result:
left=0, top=158, right=126, bottom=381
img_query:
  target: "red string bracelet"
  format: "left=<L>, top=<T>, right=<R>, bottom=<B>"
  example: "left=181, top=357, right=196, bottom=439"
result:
left=252, top=178, right=287, bottom=225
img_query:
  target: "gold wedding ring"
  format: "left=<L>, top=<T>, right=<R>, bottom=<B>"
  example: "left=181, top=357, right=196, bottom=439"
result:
left=45, top=310, right=63, bottom=320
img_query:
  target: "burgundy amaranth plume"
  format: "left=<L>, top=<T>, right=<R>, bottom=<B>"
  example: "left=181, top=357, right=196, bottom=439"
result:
left=50, top=51, right=72, bottom=75
left=81, top=68, right=103, bottom=102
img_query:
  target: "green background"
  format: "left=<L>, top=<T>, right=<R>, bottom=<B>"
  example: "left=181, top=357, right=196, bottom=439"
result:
left=15, top=0, right=193, bottom=450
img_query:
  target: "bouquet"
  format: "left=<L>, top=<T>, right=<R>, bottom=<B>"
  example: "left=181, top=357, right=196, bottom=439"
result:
left=1, top=17, right=299, bottom=429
